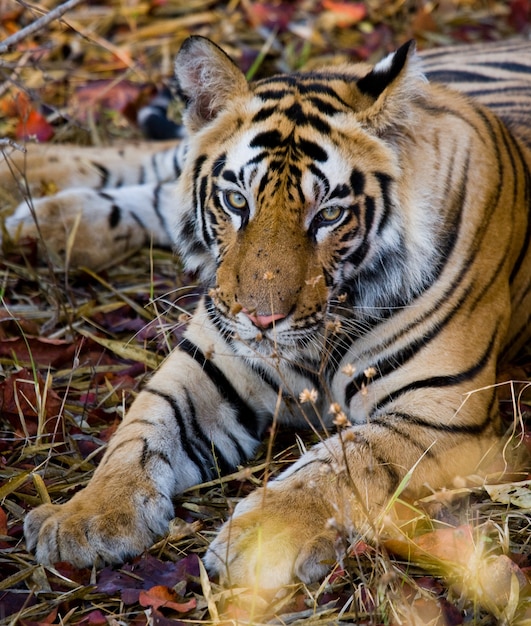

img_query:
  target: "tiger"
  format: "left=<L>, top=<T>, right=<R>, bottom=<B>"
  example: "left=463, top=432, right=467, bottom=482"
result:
left=2, top=36, right=530, bottom=591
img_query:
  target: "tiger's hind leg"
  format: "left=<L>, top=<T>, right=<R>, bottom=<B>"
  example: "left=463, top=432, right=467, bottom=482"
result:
left=1, top=141, right=182, bottom=266
left=4, top=183, right=175, bottom=268
left=0, top=140, right=180, bottom=200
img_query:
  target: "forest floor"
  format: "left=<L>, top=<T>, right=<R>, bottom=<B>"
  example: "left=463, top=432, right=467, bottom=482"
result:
left=0, top=1, right=530, bottom=624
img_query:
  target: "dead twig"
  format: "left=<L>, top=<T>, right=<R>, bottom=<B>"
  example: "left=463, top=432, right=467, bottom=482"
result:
left=0, top=0, right=85, bottom=55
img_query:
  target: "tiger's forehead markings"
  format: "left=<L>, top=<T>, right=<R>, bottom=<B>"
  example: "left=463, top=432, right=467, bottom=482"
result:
left=249, top=75, right=351, bottom=135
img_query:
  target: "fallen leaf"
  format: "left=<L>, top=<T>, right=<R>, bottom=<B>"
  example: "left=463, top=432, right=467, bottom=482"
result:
left=0, top=368, right=63, bottom=437
left=0, top=508, right=8, bottom=535
left=77, top=328, right=162, bottom=369
left=321, top=1, right=366, bottom=27
left=71, top=80, right=153, bottom=124
left=138, top=585, right=196, bottom=613
left=77, top=610, right=108, bottom=625
left=484, top=480, right=531, bottom=508
left=16, top=109, right=54, bottom=142
left=97, top=553, right=199, bottom=598
left=19, top=607, right=58, bottom=626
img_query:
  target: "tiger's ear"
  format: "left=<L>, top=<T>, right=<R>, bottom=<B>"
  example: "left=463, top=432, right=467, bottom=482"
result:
left=355, top=40, right=424, bottom=133
left=174, top=36, right=249, bottom=132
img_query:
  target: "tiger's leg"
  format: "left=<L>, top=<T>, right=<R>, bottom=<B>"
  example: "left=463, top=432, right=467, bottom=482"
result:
left=204, top=402, right=504, bottom=589
left=5, top=183, right=175, bottom=267
left=24, top=301, right=270, bottom=567
left=0, top=140, right=181, bottom=198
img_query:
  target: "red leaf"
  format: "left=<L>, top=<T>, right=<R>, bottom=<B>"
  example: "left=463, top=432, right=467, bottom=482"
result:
left=321, top=1, right=366, bottom=26
left=509, top=0, right=531, bottom=32
left=71, top=80, right=152, bottom=124
left=138, top=585, right=196, bottom=613
left=77, top=610, right=108, bottom=625
left=0, top=507, right=8, bottom=535
left=16, top=109, right=54, bottom=142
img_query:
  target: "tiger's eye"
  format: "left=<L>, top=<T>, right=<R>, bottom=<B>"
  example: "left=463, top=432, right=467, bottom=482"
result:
left=319, top=206, right=344, bottom=222
left=224, top=190, right=248, bottom=212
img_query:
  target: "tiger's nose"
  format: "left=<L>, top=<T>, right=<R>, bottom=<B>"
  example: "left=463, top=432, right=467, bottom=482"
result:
left=242, top=309, right=286, bottom=329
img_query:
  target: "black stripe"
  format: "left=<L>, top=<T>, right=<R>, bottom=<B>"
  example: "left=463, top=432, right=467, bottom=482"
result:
left=371, top=326, right=499, bottom=416
left=297, top=138, right=328, bottom=162
left=178, top=338, right=262, bottom=439
left=374, top=172, right=394, bottom=235
left=109, top=204, right=121, bottom=228
left=183, top=389, right=240, bottom=474
left=129, top=210, right=149, bottom=234
left=91, top=162, right=110, bottom=188
left=150, top=153, right=160, bottom=181
left=344, top=271, right=473, bottom=404
left=250, top=130, right=283, bottom=149
left=252, top=106, right=277, bottom=123
left=140, top=438, right=172, bottom=469
left=506, top=137, right=531, bottom=284
left=425, top=70, right=498, bottom=84
left=173, top=149, right=182, bottom=178
left=379, top=404, right=494, bottom=435
left=198, top=175, right=213, bottom=247
left=308, top=96, right=344, bottom=116
left=153, top=184, right=170, bottom=233
left=303, top=113, right=331, bottom=134
left=145, top=387, right=210, bottom=482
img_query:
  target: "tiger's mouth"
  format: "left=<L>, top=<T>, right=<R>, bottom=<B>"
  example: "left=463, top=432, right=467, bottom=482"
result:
left=213, top=300, right=327, bottom=352
left=207, top=280, right=330, bottom=352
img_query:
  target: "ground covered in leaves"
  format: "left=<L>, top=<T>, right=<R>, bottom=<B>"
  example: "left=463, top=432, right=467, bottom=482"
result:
left=1, top=0, right=531, bottom=624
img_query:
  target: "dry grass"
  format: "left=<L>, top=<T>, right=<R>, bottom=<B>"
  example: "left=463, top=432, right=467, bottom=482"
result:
left=0, top=1, right=530, bottom=624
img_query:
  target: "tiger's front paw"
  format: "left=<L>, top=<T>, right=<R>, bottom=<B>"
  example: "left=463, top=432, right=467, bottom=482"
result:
left=204, top=482, right=338, bottom=590
left=24, top=489, right=174, bottom=568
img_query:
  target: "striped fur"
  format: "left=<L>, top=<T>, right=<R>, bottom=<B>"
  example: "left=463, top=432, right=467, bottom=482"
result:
left=15, top=38, right=531, bottom=589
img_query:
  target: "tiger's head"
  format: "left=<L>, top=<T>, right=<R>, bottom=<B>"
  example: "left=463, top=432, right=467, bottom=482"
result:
left=173, top=37, right=429, bottom=352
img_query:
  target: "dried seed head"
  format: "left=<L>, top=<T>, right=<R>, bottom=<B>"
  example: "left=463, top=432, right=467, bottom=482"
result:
left=329, top=402, right=342, bottom=415
left=325, top=318, right=342, bottom=334
left=364, top=366, right=376, bottom=379
left=341, top=363, right=356, bottom=377
left=300, top=388, right=319, bottom=403
left=333, top=411, right=350, bottom=427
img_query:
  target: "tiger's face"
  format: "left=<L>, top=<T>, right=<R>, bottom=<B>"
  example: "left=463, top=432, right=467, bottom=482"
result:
left=175, top=37, right=420, bottom=352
